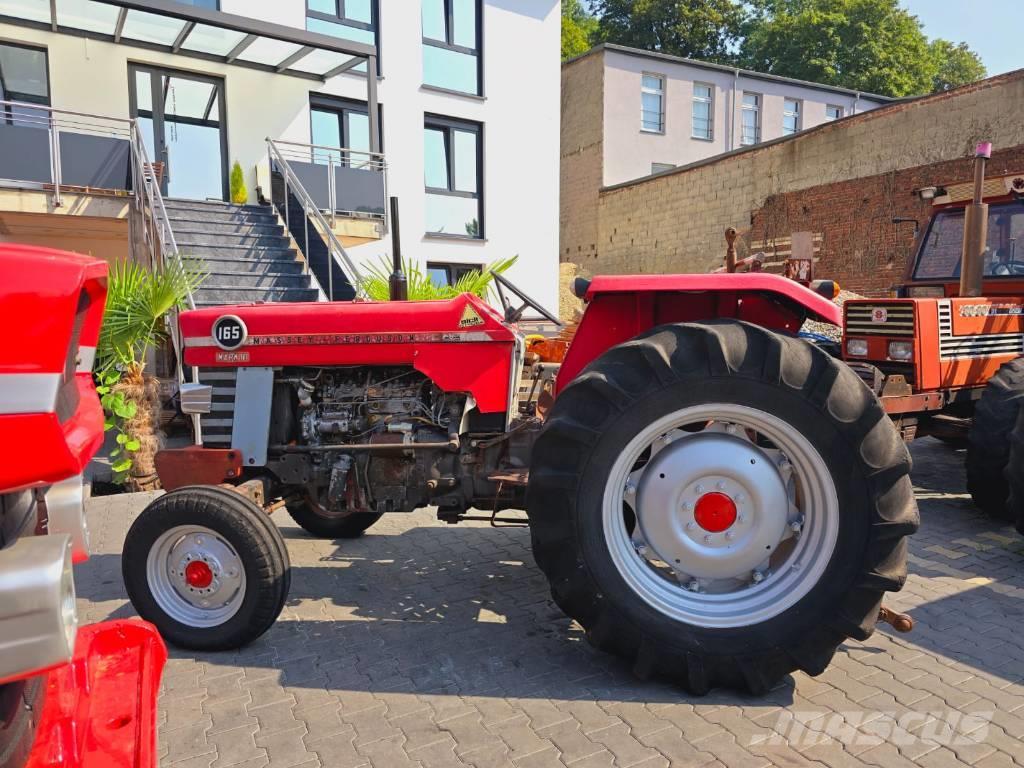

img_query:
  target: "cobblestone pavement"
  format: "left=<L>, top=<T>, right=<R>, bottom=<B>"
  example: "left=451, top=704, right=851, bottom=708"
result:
left=77, top=438, right=1024, bottom=768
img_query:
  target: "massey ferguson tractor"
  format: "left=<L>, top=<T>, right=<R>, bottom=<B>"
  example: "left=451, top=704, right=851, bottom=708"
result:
left=841, top=142, right=1024, bottom=529
left=120, top=209, right=921, bottom=694
left=0, top=245, right=165, bottom=767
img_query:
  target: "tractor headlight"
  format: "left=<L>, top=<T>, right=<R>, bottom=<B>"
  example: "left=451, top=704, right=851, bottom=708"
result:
left=888, top=341, right=914, bottom=361
left=846, top=339, right=869, bottom=357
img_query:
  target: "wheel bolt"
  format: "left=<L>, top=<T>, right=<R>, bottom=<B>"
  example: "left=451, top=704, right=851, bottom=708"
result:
left=752, top=570, right=766, bottom=583
left=725, top=531, right=734, bottom=540
left=704, top=535, right=713, bottom=544
left=695, top=484, right=705, bottom=494
left=736, top=494, right=746, bottom=504
left=716, top=481, right=726, bottom=491
left=686, top=521, right=695, bottom=530
left=726, top=424, right=737, bottom=435
left=625, top=483, right=636, bottom=495
left=635, top=544, right=648, bottom=557
left=688, top=580, right=701, bottom=592
left=682, top=502, right=691, bottom=511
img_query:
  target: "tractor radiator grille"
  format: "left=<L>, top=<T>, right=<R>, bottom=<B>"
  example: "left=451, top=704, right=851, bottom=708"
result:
left=845, top=304, right=915, bottom=336
left=937, top=300, right=1024, bottom=359
left=196, top=368, right=236, bottom=446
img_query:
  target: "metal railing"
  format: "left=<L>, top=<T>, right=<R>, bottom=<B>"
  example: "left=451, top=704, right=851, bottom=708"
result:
left=267, top=138, right=364, bottom=301
left=0, top=99, right=134, bottom=208
left=270, top=138, right=387, bottom=228
left=127, top=120, right=202, bottom=444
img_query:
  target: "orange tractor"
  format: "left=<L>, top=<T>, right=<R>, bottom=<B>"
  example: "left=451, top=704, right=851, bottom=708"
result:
left=840, top=143, right=1024, bottom=530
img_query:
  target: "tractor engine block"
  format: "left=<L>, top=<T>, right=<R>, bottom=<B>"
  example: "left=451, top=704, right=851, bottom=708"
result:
left=269, top=367, right=462, bottom=514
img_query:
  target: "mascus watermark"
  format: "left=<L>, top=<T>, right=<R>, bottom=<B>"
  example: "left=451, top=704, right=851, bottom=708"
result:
left=751, top=710, right=993, bottom=748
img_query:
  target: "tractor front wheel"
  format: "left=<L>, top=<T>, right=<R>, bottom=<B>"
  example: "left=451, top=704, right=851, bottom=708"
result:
left=967, top=357, right=1024, bottom=522
left=285, top=495, right=383, bottom=539
left=122, top=485, right=290, bottom=650
left=527, top=321, right=918, bottom=694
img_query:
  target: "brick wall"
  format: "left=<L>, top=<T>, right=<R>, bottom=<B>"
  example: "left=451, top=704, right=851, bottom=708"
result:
left=560, top=51, right=604, bottom=266
left=587, top=70, right=1024, bottom=294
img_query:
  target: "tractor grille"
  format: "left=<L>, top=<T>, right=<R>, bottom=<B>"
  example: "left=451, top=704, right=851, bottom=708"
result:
left=937, top=300, right=1024, bottom=359
left=196, top=368, right=236, bottom=446
left=845, top=304, right=915, bottom=336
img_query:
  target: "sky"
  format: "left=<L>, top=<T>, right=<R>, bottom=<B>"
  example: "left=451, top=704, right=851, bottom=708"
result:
left=900, top=0, right=1022, bottom=77
left=579, top=1, right=1023, bottom=78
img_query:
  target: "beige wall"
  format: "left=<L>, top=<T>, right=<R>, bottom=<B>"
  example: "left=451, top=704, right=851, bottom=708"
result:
left=592, top=70, right=1024, bottom=277
left=600, top=48, right=888, bottom=187
left=560, top=52, right=604, bottom=268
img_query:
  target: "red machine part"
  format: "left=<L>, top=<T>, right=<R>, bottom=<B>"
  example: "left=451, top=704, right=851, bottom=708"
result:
left=0, top=245, right=107, bottom=493
left=155, top=447, right=244, bottom=491
left=179, top=293, right=518, bottom=414
left=25, top=620, right=167, bottom=768
left=559, top=273, right=842, bottom=393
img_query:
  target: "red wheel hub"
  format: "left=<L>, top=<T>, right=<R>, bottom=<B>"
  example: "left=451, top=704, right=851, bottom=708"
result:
left=693, top=492, right=738, bottom=533
left=184, top=560, right=214, bottom=589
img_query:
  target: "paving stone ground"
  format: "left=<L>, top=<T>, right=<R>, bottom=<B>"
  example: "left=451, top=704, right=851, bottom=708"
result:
left=78, top=438, right=1024, bottom=767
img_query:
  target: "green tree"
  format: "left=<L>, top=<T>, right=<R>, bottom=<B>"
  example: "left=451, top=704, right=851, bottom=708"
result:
left=741, top=0, right=944, bottom=97
left=592, top=0, right=744, bottom=63
left=563, top=0, right=598, bottom=60
left=929, top=39, right=986, bottom=92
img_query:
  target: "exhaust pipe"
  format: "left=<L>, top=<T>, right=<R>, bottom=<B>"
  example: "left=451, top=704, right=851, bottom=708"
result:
left=388, top=196, right=408, bottom=301
left=960, top=142, right=991, bottom=298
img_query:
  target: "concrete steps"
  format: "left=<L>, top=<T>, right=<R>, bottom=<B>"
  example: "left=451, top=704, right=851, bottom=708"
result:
left=164, top=199, right=321, bottom=307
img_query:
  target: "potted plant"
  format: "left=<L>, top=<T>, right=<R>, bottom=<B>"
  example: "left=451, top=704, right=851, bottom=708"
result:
left=230, top=161, right=248, bottom=205
left=357, top=256, right=516, bottom=301
left=96, top=259, right=205, bottom=491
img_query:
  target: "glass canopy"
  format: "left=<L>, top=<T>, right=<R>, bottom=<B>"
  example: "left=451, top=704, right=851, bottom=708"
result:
left=0, top=0, right=376, bottom=79
left=0, top=0, right=380, bottom=148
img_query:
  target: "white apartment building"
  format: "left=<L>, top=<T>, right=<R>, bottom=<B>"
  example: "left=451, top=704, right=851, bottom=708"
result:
left=573, top=43, right=892, bottom=186
left=0, top=0, right=561, bottom=309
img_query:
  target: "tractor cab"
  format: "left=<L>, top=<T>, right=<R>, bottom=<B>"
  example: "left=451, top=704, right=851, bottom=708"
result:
left=842, top=155, right=1024, bottom=439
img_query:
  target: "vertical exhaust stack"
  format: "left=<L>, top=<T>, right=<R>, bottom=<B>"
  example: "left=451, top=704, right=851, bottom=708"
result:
left=388, top=196, right=408, bottom=302
left=960, top=142, right=991, bottom=298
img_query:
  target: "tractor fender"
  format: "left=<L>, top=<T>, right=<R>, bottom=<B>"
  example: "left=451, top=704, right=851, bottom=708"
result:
left=557, top=273, right=841, bottom=394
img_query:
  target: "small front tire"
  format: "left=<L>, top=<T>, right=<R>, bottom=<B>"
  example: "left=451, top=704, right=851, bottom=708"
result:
left=122, top=485, right=290, bottom=650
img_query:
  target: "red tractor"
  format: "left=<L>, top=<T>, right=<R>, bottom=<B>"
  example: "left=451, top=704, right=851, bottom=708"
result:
left=122, top=237, right=918, bottom=693
left=0, top=245, right=165, bottom=768
left=840, top=143, right=1024, bottom=529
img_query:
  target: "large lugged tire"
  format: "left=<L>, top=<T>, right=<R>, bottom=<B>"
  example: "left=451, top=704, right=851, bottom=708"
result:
left=286, top=497, right=383, bottom=539
left=0, top=676, right=44, bottom=768
left=1009, top=408, right=1024, bottom=535
left=967, top=357, right=1024, bottom=522
left=527, top=320, right=918, bottom=694
left=122, top=485, right=290, bottom=650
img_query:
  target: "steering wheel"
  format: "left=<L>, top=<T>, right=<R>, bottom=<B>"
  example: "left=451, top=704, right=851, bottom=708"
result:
left=490, top=272, right=564, bottom=327
left=992, top=261, right=1024, bottom=276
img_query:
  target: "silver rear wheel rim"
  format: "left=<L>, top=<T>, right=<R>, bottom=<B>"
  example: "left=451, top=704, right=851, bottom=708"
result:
left=602, top=403, right=839, bottom=629
left=146, top=525, right=246, bottom=627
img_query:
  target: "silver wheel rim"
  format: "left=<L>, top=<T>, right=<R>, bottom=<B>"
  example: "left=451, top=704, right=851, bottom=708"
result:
left=602, top=403, right=839, bottom=629
left=145, top=525, right=246, bottom=627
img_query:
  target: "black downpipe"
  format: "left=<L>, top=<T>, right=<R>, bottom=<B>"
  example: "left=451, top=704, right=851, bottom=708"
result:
left=388, top=197, right=408, bottom=301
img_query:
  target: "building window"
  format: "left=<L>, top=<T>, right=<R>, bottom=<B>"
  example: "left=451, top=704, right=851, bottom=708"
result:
left=651, top=162, right=675, bottom=174
left=424, top=115, right=482, bottom=238
left=427, top=262, right=482, bottom=287
left=0, top=42, right=49, bottom=126
left=826, top=104, right=843, bottom=121
left=422, top=0, right=481, bottom=96
left=306, top=0, right=379, bottom=69
left=641, top=73, right=664, bottom=133
left=310, top=94, right=379, bottom=164
left=783, top=98, right=801, bottom=135
left=692, top=83, right=713, bottom=140
left=741, top=92, right=760, bottom=145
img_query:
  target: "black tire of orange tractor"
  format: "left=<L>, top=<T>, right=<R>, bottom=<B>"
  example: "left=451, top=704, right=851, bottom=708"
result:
left=966, top=357, right=1024, bottom=522
left=526, top=320, right=919, bottom=695
left=0, top=676, right=44, bottom=768
left=285, top=499, right=383, bottom=539
left=1009, top=407, right=1024, bottom=536
left=122, top=485, right=290, bottom=651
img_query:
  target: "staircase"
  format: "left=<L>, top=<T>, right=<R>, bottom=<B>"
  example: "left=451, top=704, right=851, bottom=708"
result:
left=163, top=199, right=321, bottom=307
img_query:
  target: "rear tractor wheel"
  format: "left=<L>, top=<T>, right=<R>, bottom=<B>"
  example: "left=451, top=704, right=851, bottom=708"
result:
left=122, top=485, right=290, bottom=650
left=967, top=357, right=1024, bottom=522
left=1009, top=408, right=1024, bottom=536
left=527, top=320, right=918, bottom=694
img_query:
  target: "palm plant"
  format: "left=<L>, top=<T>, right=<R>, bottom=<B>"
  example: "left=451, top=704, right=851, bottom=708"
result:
left=96, top=258, right=205, bottom=488
left=357, top=255, right=517, bottom=302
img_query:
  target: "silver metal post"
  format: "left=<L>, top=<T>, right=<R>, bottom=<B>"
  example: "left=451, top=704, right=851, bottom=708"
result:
left=328, top=154, right=337, bottom=229
left=49, top=114, right=62, bottom=208
left=304, top=202, right=310, bottom=276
